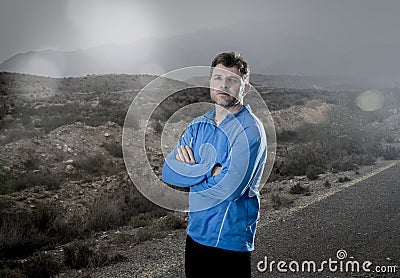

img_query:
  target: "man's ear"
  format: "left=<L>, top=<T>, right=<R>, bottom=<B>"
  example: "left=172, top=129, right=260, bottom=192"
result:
left=242, top=83, right=251, bottom=96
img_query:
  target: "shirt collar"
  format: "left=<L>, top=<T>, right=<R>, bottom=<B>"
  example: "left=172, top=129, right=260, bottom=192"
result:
left=203, top=104, right=250, bottom=123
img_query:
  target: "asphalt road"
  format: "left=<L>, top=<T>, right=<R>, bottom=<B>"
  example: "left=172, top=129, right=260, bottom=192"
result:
left=252, top=162, right=400, bottom=277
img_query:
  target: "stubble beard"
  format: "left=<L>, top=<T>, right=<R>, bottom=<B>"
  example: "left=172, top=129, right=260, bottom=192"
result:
left=215, top=98, right=239, bottom=108
left=212, top=90, right=240, bottom=108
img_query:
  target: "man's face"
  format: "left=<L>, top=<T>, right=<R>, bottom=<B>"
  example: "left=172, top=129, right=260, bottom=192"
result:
left=210, top=64, right=245, bottom=108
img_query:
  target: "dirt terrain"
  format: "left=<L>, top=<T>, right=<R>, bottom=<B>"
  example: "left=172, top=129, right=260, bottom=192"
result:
left=0, top=72, right=399, bottom=276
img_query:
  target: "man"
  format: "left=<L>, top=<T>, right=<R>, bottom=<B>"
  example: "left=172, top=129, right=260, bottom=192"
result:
left=162, top=52, right=267, bottom=277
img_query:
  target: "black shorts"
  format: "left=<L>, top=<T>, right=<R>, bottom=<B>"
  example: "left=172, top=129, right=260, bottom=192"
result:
left=185, top=235, right=251, bottom=278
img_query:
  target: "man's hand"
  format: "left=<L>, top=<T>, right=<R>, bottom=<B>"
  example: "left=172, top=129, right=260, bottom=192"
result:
left=176, top=145, right=196, bottom=164
left=211, top=165, right=222, bottom=176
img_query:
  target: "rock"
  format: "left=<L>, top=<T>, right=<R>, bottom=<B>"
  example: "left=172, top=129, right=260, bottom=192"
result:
left=65, top=164, right=74, bottom=172
left=106, top=121, right=117, bottom=127
left=63, top=159, right=74, bottom=165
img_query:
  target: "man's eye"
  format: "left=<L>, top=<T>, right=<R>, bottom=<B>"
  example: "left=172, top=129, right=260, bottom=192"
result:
left=213, top=76, right=221, bottom=80
left=229, top=78, right=239, bottom=83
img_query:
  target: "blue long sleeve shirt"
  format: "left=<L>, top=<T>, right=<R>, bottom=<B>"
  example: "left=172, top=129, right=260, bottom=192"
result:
left=162, top=104, right=267, bottom=252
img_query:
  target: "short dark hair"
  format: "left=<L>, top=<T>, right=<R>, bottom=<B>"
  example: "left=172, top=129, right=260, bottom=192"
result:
left=211, top=51, right=250, bottom=83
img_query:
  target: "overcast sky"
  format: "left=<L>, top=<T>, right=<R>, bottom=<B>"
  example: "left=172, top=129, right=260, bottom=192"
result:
left=1, top=0, right=399, bottom=83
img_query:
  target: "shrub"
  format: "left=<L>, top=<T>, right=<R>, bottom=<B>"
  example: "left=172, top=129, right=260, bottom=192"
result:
left=277, top=130, right=298, bottom=142
left=23, top=252, right=63, bottom=278
left=331, top=158, right=358, bottom=172
left=152, top=121, right=163, bottom=134
left=2, top=128, right=37, bottom=144
left=305, top=165, right=323, bottom=180
left=63, top=241, right=126, bottom=270
left=85, top=196, right=125, bottom=232
left=0, top=171, right=64, bottom=194
left=271, top=193, right=293, bottom=210
left=85, top=184, right=168, bottom=232
left=0, top=170, right=17, bottom=194
left=63, top=241, right=95, bottom=269
left=338, top=176, right=351, bottom=183
left=382, top=146, right=400, bottom=160
left=289, top=183, right=310, bottom=195
left=157, top=214, right=186, bottom=230
left=279, top=146, right=326, bottom=177
left=324, top=180, right=331, bottom=188
left=131, top=213, right=152, bottom=228
left=135, top=228, right=155, bottom=243
left=0, top=268, right=25, bottom=278
left=0, top=203, right=80, bottom=259
left=353, top=154, right=376, bottom=165
left=72, top=154, right=120, bottom=176
left=102, top=142, right=123, bottom=157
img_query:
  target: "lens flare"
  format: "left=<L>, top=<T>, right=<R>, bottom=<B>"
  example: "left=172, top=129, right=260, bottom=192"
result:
left=356, top=89, right=385, bottom=111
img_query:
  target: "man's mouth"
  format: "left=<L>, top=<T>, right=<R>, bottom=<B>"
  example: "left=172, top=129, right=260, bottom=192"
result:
left=215, top=90, right=231, bottom=97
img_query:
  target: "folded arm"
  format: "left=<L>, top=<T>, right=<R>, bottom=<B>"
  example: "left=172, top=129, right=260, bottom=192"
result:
left=190, top=126, right=265, bottom=203
left=161, top=125, right=216, bottom=187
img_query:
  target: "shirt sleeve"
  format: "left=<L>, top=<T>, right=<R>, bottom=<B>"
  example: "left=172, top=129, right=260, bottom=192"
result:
left=189, top=126, right=265, bottom=207
left=161, top=123, right=215, bottom=187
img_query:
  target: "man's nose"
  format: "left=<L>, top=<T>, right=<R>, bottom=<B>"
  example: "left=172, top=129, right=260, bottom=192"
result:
left=220, top=78, right=229, bottom=89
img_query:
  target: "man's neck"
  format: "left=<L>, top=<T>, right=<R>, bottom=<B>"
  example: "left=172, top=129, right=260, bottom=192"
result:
left=214, top=103, right=243, bottom=125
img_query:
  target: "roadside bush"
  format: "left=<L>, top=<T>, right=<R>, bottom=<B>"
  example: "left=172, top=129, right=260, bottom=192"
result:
left=279, top=146, right=326, bottom=177
left=331, top=158, right=358, bottom=172
left=305, top=165, right=324, bottom=180
left=338, top=176, right=351, bottom=183
left=64, top=241, right=126, bottom=269
left=324, top=180, right=331, bottom=188
left=130, top=213, right=152, bottom=228
left=23, top=252, right=63, bottom=278
left=352, top=154, right=376, bottom=165
left=0, top=203, right=79, bottom=259
left=63, top=241, right=106, bottom=269
left=135, top=228, right=155, bottom=243
left=289, top=183, right=310, bottom=195
left=157, top=214, right=186, bottom=230
left=271, top=193, right=293, bottom=210
left=85, top=184, right=168, bottom=232
left=382, top=146, right=400, bottom=160
left=85, top=196, right=125, bottom=231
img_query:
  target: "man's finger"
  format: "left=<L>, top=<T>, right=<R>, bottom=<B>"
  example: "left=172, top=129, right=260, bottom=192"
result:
left=180, top=145, right=191, bottom=163
left=177, top=147, right=185, bottom=162
left=212, top=165, right=222, bottom=176
left=185, top=146, right=195, bottom=164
